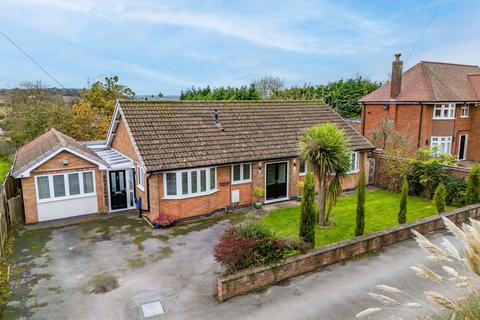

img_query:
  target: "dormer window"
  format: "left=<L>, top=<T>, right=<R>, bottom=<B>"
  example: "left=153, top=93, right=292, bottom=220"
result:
left=433, top=103, right=455, bottom=119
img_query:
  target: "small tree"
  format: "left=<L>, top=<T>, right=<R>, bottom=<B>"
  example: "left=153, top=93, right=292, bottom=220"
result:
left=465, top=164, right=480, bottom=204
left=355, top=168, right=366, bottom=236
left=299, top=173, right=316, bottom=247
left=398, top=177, right=408, bottom=224
left=433, top=183, right=446, bottom=213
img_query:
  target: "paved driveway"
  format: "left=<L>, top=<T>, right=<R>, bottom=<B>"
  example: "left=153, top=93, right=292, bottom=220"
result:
left=2, top=211, right=454, bottom=320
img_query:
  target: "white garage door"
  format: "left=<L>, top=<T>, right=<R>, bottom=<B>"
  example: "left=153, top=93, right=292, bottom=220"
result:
left=37, top=195, right=98, bottom=222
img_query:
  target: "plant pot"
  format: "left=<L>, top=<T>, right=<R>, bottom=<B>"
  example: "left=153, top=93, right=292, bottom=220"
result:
left=254, top=201, right=262, bottom=209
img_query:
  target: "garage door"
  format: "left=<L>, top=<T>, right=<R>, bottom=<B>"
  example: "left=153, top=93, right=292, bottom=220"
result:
left=37, top=195, right=98, bottom=222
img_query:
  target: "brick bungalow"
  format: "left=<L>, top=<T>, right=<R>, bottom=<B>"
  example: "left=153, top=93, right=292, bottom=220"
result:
left=361, top=54, right=480, bottom=159
left=12, top=101, right=374, bottom=224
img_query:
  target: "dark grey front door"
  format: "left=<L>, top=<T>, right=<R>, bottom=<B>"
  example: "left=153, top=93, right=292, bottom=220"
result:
left=458, top=135, right=467, bottom=160
left=266, top=162, right=288, bottom=201
left=110, top=170, right=127, bottom=210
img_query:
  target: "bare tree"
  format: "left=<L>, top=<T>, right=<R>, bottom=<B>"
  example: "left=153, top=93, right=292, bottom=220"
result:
left=253, top=75, right=284, bottom=99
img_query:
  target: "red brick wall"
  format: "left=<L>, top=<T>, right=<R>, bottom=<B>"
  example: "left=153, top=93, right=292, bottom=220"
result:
left=150, top=155, right=368, bottom=220
left=21, top=150, right=107, bottom=224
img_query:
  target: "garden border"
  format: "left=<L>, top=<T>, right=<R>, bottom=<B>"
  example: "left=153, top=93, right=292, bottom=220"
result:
left=217, top=204, right=480, bottom=301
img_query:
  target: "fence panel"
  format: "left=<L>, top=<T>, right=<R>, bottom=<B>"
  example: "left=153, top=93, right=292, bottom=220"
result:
left=7, top=195, right=23, bottom=225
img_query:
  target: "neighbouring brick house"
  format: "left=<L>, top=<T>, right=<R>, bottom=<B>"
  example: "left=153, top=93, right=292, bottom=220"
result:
left=361, top=54, right=480, bottom=159
left=12, top=101, right=374, bottom=224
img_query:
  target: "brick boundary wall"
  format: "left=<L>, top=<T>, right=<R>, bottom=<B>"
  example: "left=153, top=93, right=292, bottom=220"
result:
left=217, top=203, right=480, bottom=302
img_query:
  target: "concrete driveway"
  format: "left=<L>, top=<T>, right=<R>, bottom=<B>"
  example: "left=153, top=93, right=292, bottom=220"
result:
left=2, top=211, right=455, bottom=320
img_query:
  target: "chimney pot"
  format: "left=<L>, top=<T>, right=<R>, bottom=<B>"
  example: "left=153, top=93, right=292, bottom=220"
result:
left=390, top=53, right=403, bottom=99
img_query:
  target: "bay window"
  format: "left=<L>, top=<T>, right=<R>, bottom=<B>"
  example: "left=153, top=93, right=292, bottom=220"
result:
left=433, top=103, right=456, bottom=119
left=35, top=171, right=96, bottom=202
left=231, top=163, right=251, bottom=184
left=163, top=167, right=217, bottom=198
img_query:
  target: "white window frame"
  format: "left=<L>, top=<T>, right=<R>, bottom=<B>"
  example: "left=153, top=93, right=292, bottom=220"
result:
left=231, top=163, right=252, bottom=185
left=433, top=103, right=456, bottom=120
left=348, top=152, right=360, bottom=174
left=460, top=104, right=470, bottom=118
left=35, top=170, right=96, bottom=204
left=137, top=164, right=145, bottom=191
left=299, top=160, right=307, bottom=176
left=163, top=166, right=217, bottom=199
left=430, top=136, right=452, bottom=155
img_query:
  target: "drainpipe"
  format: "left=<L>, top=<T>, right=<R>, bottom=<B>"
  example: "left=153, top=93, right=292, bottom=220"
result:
left=361, top=102, right=366, bottom=135
left=417, top=103, right=424, bottom=148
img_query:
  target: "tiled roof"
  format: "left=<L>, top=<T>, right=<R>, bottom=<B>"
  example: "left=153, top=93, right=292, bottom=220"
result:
left=118, top=100, right=375, bottom=172
left=361, top=61, right=480, bottom=103
left=12, top=129, right=108, bottom=178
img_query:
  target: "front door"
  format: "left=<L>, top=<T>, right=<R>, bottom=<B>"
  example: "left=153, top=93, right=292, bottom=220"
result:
left=266, top=162, right=288, bottom=202
left=110, top=170, right=128, bottom=210
left=458, top=134, right=468, bottom=161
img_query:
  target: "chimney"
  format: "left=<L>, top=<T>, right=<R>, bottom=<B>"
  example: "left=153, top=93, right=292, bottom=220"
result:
left=390, top=53, right=403, bottom=99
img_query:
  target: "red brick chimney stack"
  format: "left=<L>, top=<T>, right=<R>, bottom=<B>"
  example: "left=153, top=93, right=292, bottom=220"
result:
left=390, top=53, right=403, bottom=99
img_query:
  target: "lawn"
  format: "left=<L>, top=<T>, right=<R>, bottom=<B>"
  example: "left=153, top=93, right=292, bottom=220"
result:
left=0, top=156, right=11, bottom=183
left=262, top=189, right=455, bottom=248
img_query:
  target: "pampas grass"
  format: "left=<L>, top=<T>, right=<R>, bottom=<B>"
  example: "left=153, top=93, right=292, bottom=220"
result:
left=357, top=217, right=480, bottom=319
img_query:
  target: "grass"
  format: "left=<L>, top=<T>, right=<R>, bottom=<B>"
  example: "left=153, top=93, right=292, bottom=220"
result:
left=263, top=189, right=455, bottom=248
left=0, top=156, right=11, bottom=183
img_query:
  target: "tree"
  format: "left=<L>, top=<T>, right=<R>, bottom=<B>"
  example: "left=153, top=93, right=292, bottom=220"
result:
left=433, top=183, right=446, bottom=213
left=253, top=75, right=284, bottom=99
left=465, top=164, right=480, bottom=204
left=299, top=123, right=351, bottom=226
left=355, top=168, right=366, bottom=236
left=3, top=81, right=74, bottom=144
left=74, top=76, right=135, bottom=139
left=299, top=172, right=316, bottom=246
left=180, top=84, right=260, bottom=100
left=398, top=177, right=408, bottom=224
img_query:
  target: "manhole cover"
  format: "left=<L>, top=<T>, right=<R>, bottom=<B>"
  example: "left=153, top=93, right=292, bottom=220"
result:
left=141, top=301, right=165, bottom=318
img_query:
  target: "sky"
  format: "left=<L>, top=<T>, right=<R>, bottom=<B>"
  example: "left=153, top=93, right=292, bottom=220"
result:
left=0, top=0, right=479, bottom=95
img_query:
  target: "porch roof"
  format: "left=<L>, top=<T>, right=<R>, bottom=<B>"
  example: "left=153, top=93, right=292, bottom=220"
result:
left=85, top=143, right=134, bottom=169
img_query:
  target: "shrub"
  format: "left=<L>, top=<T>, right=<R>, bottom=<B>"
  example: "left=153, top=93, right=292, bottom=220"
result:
left=355, top=168, right=366, bottom=236
left=433, top=183, right=446, bottom=213
left=214, top=218, right=308, bottom=272
left=254, top=187, right=265, bottom=199
left=465, top=164, right=480, bottom=204
left=398, top=177, right=408, bottom=224
left=299, top=173, right=316, bottom=246
left=444, top=175, right=466, bottom=207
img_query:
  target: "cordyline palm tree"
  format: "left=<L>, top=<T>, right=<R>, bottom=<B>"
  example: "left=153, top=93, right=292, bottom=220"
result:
left=299, top=123, right=351, bottom=226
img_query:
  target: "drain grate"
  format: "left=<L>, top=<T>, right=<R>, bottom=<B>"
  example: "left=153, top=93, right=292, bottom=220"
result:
left=141, top=301, right=165, bottom=318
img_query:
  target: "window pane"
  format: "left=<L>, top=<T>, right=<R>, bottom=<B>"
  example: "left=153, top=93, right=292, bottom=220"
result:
left=137, top=167, right=144, bottom=187
left=299, top=160, right=306, bottom=173
left=68, top=173, right=80, bottom=195
left=182, top=172, right=189, bottom=195
left=166, top=173, right=177, bottom=196
left=53, top=174, right=66, bottom=197
left=37, top=176, right=50, bottom=199
left=350, top=153, right=357, bottom=171
left=435, top=109, right=441, bottom=117
left=83, top=172, right=94, bottom=194
left=233, top=164, right=241, bottom=181
left=110, top=172, right=117, bottom=192
left=118, top=171, right=125, bottom=191
left=210, top=168, right=216, bottom=190
left=191, top=171, right=198, bottom=193
left=200, top=170, right=207, bottom=192
left=242, top=164, right=250, bottom=180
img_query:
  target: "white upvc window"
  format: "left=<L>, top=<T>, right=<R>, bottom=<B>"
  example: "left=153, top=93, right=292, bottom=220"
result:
left=348, top=152, right=359, bottom=173
left=231, top=163, right=252, bottom=184
left=137, top=165, right=145, bottom=190
left=461, top=104, right=470, bottom=118
left=431, top=136, right=452, bottom=155
left=433, top=103, right=456, bottom=119
left=299, top=160, right=307, bottom=176
left=163, top=167, right=217, bottom=199
left=35, top=170, right=96, bottom=203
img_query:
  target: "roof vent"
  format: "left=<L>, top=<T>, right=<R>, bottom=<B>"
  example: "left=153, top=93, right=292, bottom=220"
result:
left=213, top=109, right=224, bottom=131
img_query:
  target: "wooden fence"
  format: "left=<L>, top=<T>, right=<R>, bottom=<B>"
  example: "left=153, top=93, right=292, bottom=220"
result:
left=0, top=175, right=23, bottom=259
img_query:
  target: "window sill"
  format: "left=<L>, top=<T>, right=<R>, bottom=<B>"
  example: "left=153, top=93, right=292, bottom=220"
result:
left=37, top=193, right=96, bottom=204
left=347, top=169, right=360, bottom=175
left=137, top=185, right=145, bottom=192
left=163, top=189, right=218, bottom=200
left=231, top=180, right=252, bottom=185
left=299, top=172, right=307, bottom=176
left=432, top=117, right=455, bottom=120
left=460, top=116, right=469, bottom=119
